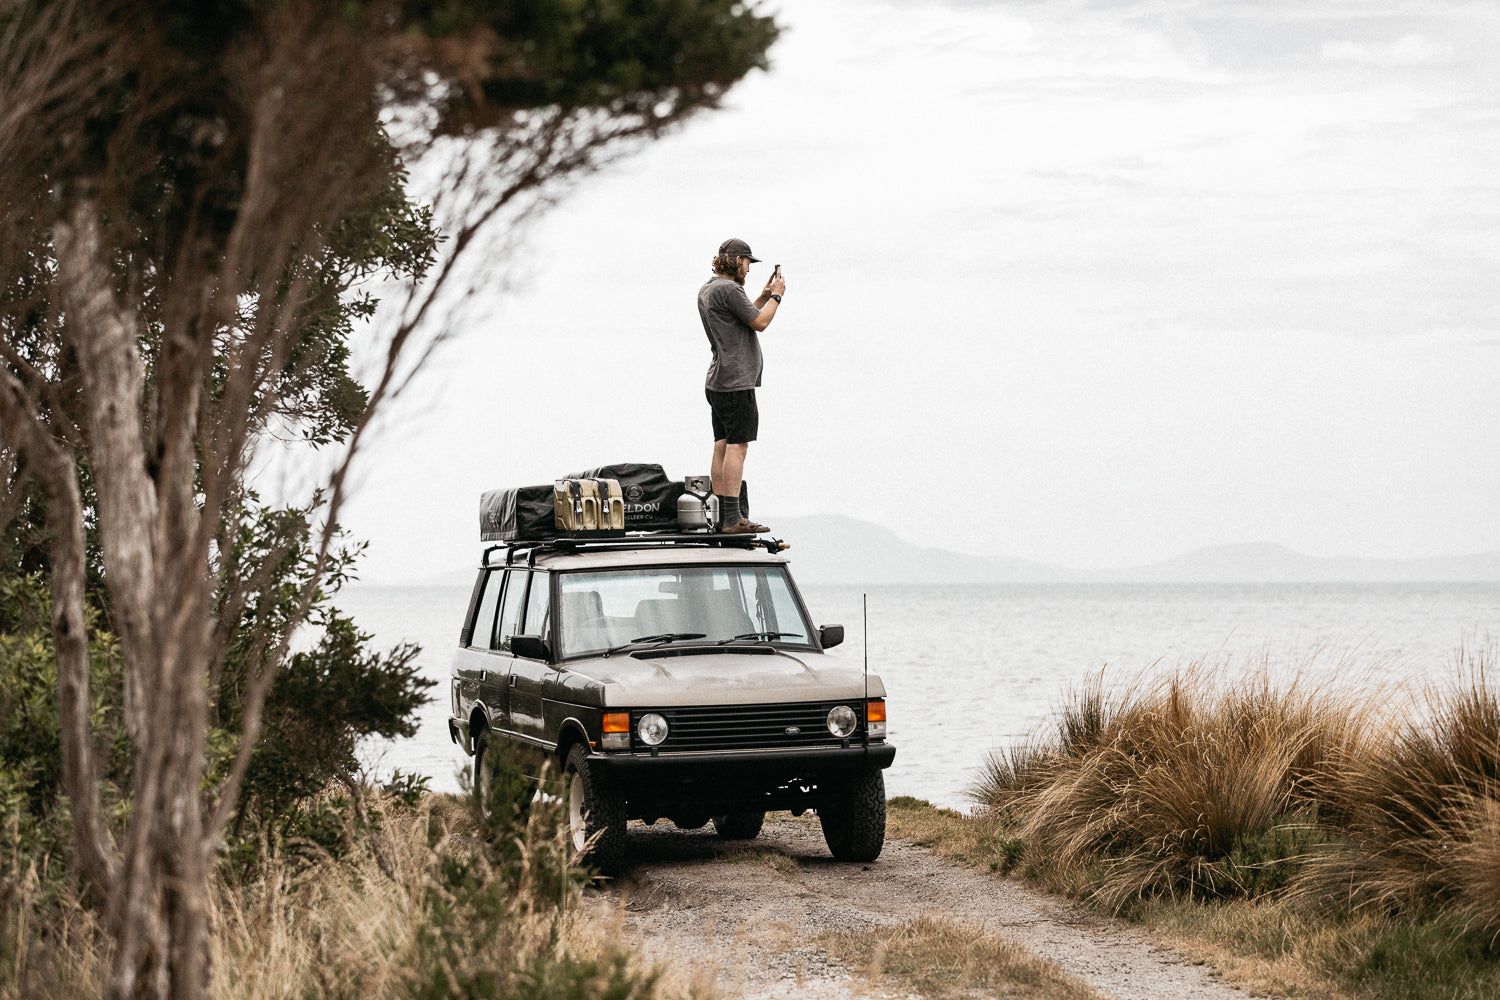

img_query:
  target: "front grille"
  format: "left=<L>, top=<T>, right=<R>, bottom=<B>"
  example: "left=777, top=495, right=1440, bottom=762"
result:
left=629, top=701, right=866, bottom=752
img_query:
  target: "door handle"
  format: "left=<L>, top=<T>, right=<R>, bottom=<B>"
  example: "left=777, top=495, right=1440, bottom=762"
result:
left=509, top=673, right=518, bottom=688
left=479, top=670, right=486, bottom=683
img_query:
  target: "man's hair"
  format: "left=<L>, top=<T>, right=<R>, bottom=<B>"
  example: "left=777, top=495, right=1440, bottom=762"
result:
left=711, top=252, right=744, bottom=284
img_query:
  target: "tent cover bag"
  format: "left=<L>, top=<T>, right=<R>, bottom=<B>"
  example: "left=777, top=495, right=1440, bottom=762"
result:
left=479, top=485, right=554, bottom=541
left=553, top=478, right=625, bottom=533
left=567, top=463, right=684, bottom=532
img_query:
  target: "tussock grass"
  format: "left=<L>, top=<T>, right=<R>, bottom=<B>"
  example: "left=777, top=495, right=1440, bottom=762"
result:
left=893, top=797, right=1500, bottom=1000
left=822, top=915, right=1102, bottom=1000
left=973, top=663, right=1369, bottom=908
left=1297, top=648, right=1500, bottom=937
left=910, top=644, right=1500, bottom=1000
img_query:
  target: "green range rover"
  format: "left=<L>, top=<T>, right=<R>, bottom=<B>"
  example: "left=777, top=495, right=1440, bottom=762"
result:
left=447, top=533, right=894, bottom=874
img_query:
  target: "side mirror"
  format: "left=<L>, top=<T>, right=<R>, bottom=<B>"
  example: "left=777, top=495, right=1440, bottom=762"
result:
left=818, top=624, right=845, bottom=649
left=510, top=634, right=552, bottom=661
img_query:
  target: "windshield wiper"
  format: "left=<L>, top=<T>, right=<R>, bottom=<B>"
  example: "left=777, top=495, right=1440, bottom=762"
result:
left=603, top=632, right=707, bottom=656
left=717, top=631, right=803, bottom=645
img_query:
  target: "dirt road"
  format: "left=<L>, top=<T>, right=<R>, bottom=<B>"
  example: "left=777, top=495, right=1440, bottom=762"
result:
left=588, top=816, right=1251, bottom=1000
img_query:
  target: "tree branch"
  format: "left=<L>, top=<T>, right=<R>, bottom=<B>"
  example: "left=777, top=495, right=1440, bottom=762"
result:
left=0, top=366, right=120, bottom=897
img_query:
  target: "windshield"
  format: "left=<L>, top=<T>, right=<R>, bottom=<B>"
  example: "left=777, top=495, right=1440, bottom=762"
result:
left=557, top=564, right=812, bottom=658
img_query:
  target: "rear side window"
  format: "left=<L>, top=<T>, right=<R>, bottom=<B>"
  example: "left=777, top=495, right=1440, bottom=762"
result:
left=497, top=570, right=528, bottom=653
left=469, top=570, right=502, bottom=649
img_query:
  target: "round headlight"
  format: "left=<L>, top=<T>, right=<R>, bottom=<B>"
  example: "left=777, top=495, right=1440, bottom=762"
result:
left=638, top=712, right=669, bottom=746
left=827, top=705, right=858, bottom=738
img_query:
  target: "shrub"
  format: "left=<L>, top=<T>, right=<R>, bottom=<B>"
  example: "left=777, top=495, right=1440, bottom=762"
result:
left=1297, top=648, right=1500, bottom=937
left=232, top=611, right=431, bottom=827
left=976, top=662, right=1369, bottom=908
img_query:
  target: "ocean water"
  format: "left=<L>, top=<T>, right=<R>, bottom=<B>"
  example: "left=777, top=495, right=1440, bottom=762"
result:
left=340, top=581, right=1500, bottom=811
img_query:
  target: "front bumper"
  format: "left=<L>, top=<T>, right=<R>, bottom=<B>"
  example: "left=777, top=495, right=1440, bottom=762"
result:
left=590, top=742, right=895, bottom=779
left=591, top=742, right=896, bottom=815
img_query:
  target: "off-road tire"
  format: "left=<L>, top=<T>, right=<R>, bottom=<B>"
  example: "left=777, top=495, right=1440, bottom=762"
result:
left=564, top=744, right=627, bottom=875
left=474, top=731, right=536, bottom=833
left=712, top=811, right=766, bottom=840
left=819, top=768, right=886, bottom=862
left=473, top=731, right=498, bottom=824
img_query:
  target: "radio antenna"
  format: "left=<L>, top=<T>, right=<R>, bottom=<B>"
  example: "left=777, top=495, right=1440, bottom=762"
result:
left=862, top=592, right=869, bottom=751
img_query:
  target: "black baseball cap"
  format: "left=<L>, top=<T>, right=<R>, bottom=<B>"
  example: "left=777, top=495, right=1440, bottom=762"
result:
left=718, top=237, right=761, bottom=263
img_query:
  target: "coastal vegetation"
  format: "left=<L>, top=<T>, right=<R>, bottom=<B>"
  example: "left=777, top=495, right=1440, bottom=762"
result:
left=1, top=749, right=663, bottom=999
left=0, top=2, right=777, bottom=996
left=891, top=649, right=1500, bottom=1000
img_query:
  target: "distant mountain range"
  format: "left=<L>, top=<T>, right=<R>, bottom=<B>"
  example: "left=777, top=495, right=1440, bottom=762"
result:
left=418, top=514, right=1500, bottom=587
left=763, top=515, right=1500, bottom=585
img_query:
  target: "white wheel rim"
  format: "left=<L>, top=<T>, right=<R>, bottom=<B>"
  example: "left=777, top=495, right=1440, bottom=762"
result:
left=569, top=773, right=588, bottom=851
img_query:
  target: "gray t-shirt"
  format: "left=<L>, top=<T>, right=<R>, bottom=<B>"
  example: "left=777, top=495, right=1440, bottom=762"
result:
left=698, top=276, right=763, bottom=391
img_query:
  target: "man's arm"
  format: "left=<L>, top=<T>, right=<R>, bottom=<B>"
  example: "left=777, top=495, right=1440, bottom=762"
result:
left=748, top=271, right=787, bottom=331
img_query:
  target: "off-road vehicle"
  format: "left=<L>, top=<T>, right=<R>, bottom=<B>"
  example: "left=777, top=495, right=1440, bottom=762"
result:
left=447, top=532, right=894, bottom=874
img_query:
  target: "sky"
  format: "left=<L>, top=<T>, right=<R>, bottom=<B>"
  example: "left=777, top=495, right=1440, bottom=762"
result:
left=325, top=0, right=1500, bottom=584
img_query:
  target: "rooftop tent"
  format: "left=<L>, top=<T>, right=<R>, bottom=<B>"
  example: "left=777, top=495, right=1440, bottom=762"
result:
left=479, top=484, right=555, bottom=542
left=478, top=463, right=749, bottom=541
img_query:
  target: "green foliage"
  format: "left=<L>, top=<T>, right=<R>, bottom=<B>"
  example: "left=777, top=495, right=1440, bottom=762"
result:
left=207, top=496, right=435, bottom=830
left=0, top=575, right=126, bottom=988
left=239, top=612, right=429, bottom=823
left=396, top=0, right=780, bottom=124
left=1330, top=915, right=1500, bottom=999
left=381, top=768, right=432, bottom=808
left=887, top=795, right=934, bottom=811
left=0, top=502, right=434, bottom=869
left=0, top=575, right=129, bottom=861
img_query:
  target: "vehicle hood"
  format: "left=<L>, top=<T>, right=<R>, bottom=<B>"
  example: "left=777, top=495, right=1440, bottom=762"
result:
left=567, top=649, right=886, bottom=708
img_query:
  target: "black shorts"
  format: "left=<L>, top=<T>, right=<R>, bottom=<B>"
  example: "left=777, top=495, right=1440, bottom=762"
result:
left=706, top=387, right=759, bottom=444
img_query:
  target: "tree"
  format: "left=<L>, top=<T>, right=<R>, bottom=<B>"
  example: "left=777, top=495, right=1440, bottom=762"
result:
left=0, top=2, right=778, bottom=997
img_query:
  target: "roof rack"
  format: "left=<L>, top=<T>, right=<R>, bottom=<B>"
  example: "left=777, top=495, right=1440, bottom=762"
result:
left=481, top=532, right=789, bottom=568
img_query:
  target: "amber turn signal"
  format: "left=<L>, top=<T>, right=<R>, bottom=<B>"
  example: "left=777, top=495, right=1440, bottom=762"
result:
left=865, top=699, right=886, bottom=722
left=602, top=711, right=630, bottom=733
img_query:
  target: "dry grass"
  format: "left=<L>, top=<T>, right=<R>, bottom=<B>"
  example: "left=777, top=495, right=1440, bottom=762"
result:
left=211, top=795, right=451, bottom=999
left=972, top=662, right=1371, bottom=909
left=1296, top=648, right=1500, bottom=937
left=4, top=790, right=673, bottom=1000
left=886, top=796, right=1024, bottom=872
left=0, top=864, right=107, bottom=998
left=904, top=646, right=1500, bottom=1000
left=889, top=798, right=1500, bottom=1000
left=822, top=915, right=1102, bottom=1000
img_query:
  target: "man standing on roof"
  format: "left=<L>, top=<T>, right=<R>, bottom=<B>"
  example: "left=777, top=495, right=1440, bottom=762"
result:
left=699, top=237, right=787, bottom=534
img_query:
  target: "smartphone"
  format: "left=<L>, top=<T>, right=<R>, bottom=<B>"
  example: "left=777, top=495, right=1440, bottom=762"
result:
left=773, top=264, right=782, bottom=279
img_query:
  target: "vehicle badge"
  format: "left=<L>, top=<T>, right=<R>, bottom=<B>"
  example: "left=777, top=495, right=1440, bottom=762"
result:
left=785, top=726, right=801, bottom=735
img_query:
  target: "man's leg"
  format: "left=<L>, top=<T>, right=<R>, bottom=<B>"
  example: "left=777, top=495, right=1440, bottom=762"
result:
left=718, top=442, right=766, bottom=531
left=707, top=388, right=766, bottom=533
left=720, top=442, right=748, bottom=497
left=710, top=438, right=728, bottom=495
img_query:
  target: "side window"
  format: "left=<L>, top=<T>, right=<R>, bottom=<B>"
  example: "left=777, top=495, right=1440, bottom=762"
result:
left=469, top=570, right=502, bottom=649
left=497, top=570, right=528, bottom=654
left=524, top=572, right=551, bottom=641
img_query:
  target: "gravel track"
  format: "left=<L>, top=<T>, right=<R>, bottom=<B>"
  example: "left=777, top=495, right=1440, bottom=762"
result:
left=587, top=816, right=1253, bottom=1000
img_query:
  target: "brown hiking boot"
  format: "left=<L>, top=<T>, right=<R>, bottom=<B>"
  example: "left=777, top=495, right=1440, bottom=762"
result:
left=719, top=517, right=768, bottom=535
